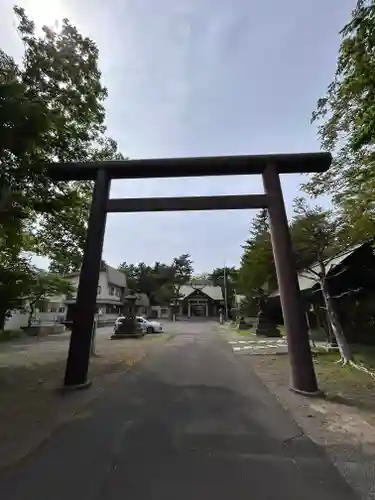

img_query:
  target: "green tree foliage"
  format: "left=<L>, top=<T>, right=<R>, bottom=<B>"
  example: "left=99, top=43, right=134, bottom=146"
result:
left=118, top=262, right=148, bottom=293
left=290, top=198, right=344, bottom=269
left=0, top=6, right=123, bottom=273
left=0, top=254, right=34, bottom=330
left=25, top=272, right=75, bottom=327
left=304, top=0, right=375, bottom=242
left=209, top=267, right=239, bottom=308
left=290, top=198, right=353, bottom=362
left=171, top=254, right=193, bottom=289
left=238, top=210, right=276, bottom=299
left=118, top=254, right=193, bottom=305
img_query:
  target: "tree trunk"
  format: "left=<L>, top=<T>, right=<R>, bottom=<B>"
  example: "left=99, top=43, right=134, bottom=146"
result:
left=320, top=278, right=353, bottom=362
left=28, top=305, right=35, bottom=328
left=90, top=318, right=97, bottom=357
left=0, top=309, right=7, bottom=331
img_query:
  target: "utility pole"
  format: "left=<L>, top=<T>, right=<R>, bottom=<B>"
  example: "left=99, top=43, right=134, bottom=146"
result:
left=223, top=263, right=229, bottom=322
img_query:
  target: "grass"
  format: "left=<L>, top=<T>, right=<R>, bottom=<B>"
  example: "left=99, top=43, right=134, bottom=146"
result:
left=310, top=345, right=375, bottom=370
left=0, top=329, right=23, bottom=343
left=351, top=345, right=375, bottom=370
left=310, top=349, right=375, bottom=418
left=237, top=327, right=255, bottom=336
left=252, top=346, right=375, bottom=422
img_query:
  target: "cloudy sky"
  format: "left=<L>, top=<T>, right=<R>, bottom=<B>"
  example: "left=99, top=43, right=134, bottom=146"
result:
left=1, top=0, right=355, bottom=273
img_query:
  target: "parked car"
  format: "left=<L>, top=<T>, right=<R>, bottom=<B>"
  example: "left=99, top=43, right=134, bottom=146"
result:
left=136, top=316, right=164, bottom=334
left=114, top=316, right=163, bottom=334
left=113, top=316, right=144, bottom=337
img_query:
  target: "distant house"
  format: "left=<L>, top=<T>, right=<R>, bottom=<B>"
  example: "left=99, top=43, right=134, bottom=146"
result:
left=150, top=305, right=171, bottom=319
left=4, top=262, right=128, bottom=330
left=134, top=293, right=151, bottom=317
left=178, top=282, right=224, bottom=318
left=268, top=242, right=375, bottom=344
left=64, top=263, right=128, bottom=324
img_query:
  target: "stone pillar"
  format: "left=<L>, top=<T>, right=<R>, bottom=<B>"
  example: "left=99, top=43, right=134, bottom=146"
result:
left=64, top=169, right=110, bottom=388
left=188, top=302, right=191, bottom=317
left=205, top=301, right=208, bottom=317
left=262, top=164, right=318, bottom=394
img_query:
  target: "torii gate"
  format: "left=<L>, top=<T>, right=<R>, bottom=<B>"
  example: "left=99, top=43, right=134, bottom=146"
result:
left=47, top=152, right=331, bottom=395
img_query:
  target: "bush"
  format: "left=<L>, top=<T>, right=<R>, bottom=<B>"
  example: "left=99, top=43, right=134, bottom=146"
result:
left=0, top=329, right=23, bottom=342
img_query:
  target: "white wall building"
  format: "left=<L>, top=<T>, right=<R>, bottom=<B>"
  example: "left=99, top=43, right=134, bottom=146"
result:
left=4, top=263, right=127, bottom=330
left=64, top=263, right=127, bottom=324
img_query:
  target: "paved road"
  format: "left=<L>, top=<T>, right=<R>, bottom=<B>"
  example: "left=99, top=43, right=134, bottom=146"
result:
left=0, top=321, right=356, bottom=499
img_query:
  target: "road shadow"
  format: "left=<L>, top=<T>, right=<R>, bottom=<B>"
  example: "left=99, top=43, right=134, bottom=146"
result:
left=0, top=363, right=358, bottom=500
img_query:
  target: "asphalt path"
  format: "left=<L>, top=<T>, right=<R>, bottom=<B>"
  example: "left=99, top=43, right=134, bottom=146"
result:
left=0, top=321, right=357, bottom=499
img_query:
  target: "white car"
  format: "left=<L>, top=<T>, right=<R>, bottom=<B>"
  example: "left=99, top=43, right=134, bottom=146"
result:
left=114, top=316, right=163, bottom=334
left=136, top=316, right=164, bottom=334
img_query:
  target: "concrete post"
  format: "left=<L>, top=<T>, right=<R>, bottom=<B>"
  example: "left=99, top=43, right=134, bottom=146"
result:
left=262, top=164, right=319, bottom=394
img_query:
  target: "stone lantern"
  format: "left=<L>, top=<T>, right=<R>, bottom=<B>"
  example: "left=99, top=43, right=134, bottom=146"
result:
left=169, top=287, right=181, bottom=322
left=111, top=293, right=142, bottom=338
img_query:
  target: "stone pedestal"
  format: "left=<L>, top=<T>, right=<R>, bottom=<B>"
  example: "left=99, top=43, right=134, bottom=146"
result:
left=237, top=317, right=250, bottom=330
left=255, top=311, right=281, bottom=337
left=22, top=324, right=65, bottom=336
left=111, top=317, right=143, bottom=339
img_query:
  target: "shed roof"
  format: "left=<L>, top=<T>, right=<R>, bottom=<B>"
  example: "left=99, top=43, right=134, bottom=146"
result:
left=66, top=262, right=127, bottom=288
left=269, top=244, right=363, bottom=297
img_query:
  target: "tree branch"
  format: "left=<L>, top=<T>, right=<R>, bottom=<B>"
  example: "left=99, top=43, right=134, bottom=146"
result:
left=331, top=287, right=363, bottom=300
left=300, top=269, right=320, bottom=280
left=326, top=266, right=348, bottom=280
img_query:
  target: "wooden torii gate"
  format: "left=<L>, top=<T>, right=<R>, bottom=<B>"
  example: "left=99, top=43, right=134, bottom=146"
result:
left=47, top=152, right=331, bottom=394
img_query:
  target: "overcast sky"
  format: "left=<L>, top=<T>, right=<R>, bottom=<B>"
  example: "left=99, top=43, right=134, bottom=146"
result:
left=1, top=0, right=355, bottom=273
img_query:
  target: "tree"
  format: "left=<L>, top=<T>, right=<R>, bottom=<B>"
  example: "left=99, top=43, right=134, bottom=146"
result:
left=118, top=262, right=145, bottom=293
left=150, top=262, right=176, bottom=305
left=0, top=6, right=123, bottom=273
left=238, top=210, right=276, bottom=300
left=0, top=195, right=35, bottom=330
left=119, top=261, right=163, bottom=302
left=290, top=198, right=353, bottom=363
left=25, top=272, right=75, bottom=327
left=152, top=282, right=176, bottom=306
left=0, top=254, right=34, bottom=330
left=304, top=0, right=375, bottom=242
left=209, top=267, right=239, bottom=309
left=118, top=256, right=193, bottom=306
left=171, top=254, right=194, bottom=292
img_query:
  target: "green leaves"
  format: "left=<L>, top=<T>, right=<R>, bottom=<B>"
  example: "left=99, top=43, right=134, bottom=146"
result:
left=171, top=254, right=193, bottom=288
left=209, top=267, right=239, bottom=307
left=238, top=201, right=351, bottom=301
left=0, top=253, right=34, bottom=329
left=238, top=210, right=276, bottom=299
left=26, top=272, right=75, bottom=307
left=304, top=0, right=375, bottom=242
left=290, top=198, right=343, bottom=272
left=1, top=6, right=123, bottom=273
left=118, top=254, right=193, bottom=305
